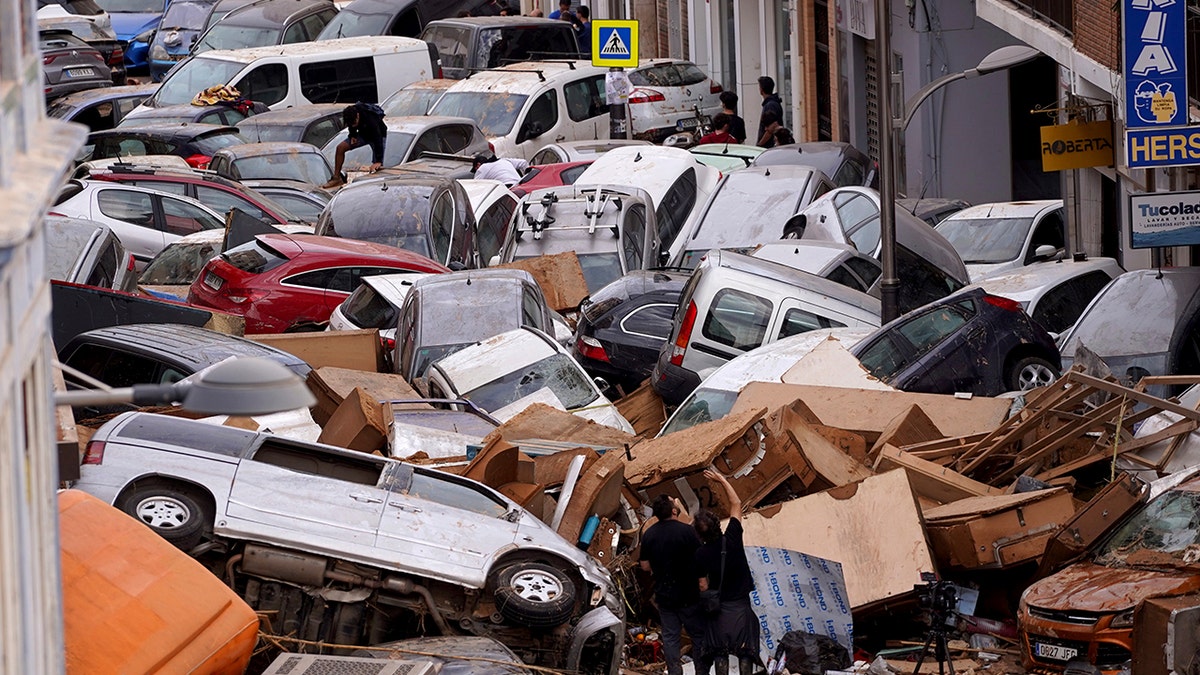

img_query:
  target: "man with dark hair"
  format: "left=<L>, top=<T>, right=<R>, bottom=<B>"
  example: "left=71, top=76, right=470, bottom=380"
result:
left=548, top=0, right=572, bottom=19
left=576, top=5, right=591, bottom=53
left=756, top=75, right=784, bottom=148
left=324, top=102, right=387, bottom=188
left=640, top=494, right=708, bottom=675
left=718, top=90, right=746, bottom=144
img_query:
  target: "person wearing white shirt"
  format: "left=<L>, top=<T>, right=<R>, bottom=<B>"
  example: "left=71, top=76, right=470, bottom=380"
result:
left=472, top=152, right=529, bottom=187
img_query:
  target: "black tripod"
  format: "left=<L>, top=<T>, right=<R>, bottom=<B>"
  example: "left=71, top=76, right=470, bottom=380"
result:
left=912, top=576, right=957, bottom=675
left=911, top=614, right=953, bottom=675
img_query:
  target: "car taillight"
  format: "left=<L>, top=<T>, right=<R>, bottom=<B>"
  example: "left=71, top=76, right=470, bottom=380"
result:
left=984, top=294, right=1022, bottom=312
left=381, top=335, right=396, bottom=351
left=126, top=254, right=136, bottom=272
left=88, top=51, right=105, bottom=63
left=710, top=81, right=723, bottom=94
left=109, top=46, right=125, bottom=66
left=82, top=440, right=105, bottom=465
left=577, top=335, right=609, bottom=363
left=629, top=88, right=665, bottom=104
left=184, top=154, right=211, bottom=169
left=224, top=289, right=266, bottom=304
left=43, top=54, right=59, bottom=65
left=669, top=301, right=697, bottom=366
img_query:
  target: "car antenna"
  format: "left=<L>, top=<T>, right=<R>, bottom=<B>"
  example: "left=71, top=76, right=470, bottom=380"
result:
left=764, top=167, right=770, bottom=177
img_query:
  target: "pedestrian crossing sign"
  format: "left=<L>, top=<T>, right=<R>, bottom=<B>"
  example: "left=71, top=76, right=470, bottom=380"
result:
left=592, top=19, right=638, bottom=68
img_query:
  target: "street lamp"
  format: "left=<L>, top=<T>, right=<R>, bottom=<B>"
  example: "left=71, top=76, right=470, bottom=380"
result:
left=876, top=43, right=1042, bottom=323
left=54, top=357, right=316, bottom=415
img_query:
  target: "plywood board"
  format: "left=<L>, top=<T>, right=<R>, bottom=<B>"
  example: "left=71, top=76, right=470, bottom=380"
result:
left=624, top=407, right=768, bottom=486
left=556, top=450, right=626, bottom=543
left=533, top=448, right=599, bottom=487
left=307, top=367, right=426, bottom=425
left=875, top=444, right=1000, bottom=504
left=786, top=417, right=874, bottom=488
left=481, top=402, right=637, bottom=447
left=868, top=404, right=944, bottom=461
left=739, top=469, right=934, bottom=609
left=731, top=382, right=1010, bottom=441
left=497, top=251, right=589, bottom=312
left=614, top=381, right=667, bottom=437
left=316, top=387, right=388, bottom=453
left=779, top=337, right=894, bottom=390
left=252, top=329, right=383, bottom=373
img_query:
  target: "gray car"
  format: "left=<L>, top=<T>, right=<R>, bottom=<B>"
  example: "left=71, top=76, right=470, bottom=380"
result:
left=234, top=103, right=346, bottom=146
left=73, top=411, right=623, bottom=674
left=44, top=216, right=139, bottom=292
left=40, top=29, right=113, bottom=100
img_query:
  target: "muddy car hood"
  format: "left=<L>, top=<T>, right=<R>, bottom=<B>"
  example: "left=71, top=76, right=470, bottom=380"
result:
left=1024, top=562, right=1200, bottom=612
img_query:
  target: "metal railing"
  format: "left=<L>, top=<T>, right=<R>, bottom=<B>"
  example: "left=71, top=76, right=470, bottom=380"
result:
left=1008, top=0, right=1073, bottom=35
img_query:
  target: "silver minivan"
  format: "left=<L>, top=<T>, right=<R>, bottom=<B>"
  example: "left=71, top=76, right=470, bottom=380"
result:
left=651, top=249, right=881, bottom=403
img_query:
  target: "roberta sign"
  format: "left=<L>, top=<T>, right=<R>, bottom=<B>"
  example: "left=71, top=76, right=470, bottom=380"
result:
left=1130, top=190, right=1200, bottom=248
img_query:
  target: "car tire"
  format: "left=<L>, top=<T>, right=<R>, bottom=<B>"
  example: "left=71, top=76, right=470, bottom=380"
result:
left=117, top=484, right=208, bottom=551
left=1008, top=355, right=1058, bottom=391
left=491, top=562, right=577, bottom=629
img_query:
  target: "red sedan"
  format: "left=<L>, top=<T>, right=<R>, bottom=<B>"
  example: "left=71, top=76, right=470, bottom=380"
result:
left=511, top=160, right=593, bottom=198
left=188, top=233, right=448, bottom=333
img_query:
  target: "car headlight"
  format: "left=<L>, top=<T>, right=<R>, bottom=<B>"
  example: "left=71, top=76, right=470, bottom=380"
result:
left=1110, top=609, right=1136, bottom=628
left=149, top=44, right=168, bottom=61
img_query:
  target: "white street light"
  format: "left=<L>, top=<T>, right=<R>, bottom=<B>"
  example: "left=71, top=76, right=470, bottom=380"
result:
left=54, top=357, right=315, bottom=415
left=899, top=45, right=1043, bottom=133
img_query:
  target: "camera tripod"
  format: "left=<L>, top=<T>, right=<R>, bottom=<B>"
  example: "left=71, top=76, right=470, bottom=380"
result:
left=911, top=611, right=954, bottom=675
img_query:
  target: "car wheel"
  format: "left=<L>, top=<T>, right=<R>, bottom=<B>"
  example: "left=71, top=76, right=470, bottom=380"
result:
left=117, top=484, right=208, bottom=551
left=491, top=562, right=577, bottom=629
left=1009, top=355, right=1058, bottom=391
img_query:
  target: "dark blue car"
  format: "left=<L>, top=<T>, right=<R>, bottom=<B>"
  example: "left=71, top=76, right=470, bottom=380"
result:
left=147, top=0, right=219, bottom=81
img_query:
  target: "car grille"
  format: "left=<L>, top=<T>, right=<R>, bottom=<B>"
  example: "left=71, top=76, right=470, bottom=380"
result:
left=1026, top=605, right=1102, bottom=625
left=1095, top=643, right=1132, bottom=669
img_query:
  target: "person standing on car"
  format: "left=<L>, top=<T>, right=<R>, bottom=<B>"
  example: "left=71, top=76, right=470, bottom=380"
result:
left=756, top=75, right=784, bottom=148
left=694, top=469, right=761, bottom=675
left=640, top=494, right=709, bottom=675
left=718, top=90, right=746, bottom=144
left=324, top=102, right=387, bottom=189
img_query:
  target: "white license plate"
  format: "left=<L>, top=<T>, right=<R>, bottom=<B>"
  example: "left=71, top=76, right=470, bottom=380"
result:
left=203, top=271, right=224, bottom=290
left=676, top=117, right=703, bottom=130
left=66, top=68, right=95, bottom=78
left=1034, top=643, right=1078, bottom=661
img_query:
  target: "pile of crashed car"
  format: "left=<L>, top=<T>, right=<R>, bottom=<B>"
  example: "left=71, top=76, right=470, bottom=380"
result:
left=36, top=4, right=1200, bottom=671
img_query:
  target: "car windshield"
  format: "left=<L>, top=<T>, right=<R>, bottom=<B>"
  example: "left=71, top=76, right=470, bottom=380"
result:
left=414, top=342, right=470, bottom=379
left=661, top=387, right=738, bottom=435
left=431, top=92, right=527, bottom=137
left=383, top=88, right=444, bottom=117
left=160, top=1, right=211, bottom=29
left=340, top=284, right=397, bottom=328
left=322, top=130, right=414, bottom=170
left=690, top=174, right=804, bottom=252
left=937, top=217, right=1034, bottom=264
left=462, top=353, right=598, bottom=412
left=154, top=56, right=245, bottom=106
left=194, top=25, right=280, bottom=52
left=1094, top=489, right=1200, bottom=571
left=140, top=241, right=218, bottom=284
left=95, top=0, right=161, bottom=12
left=318, top=8, right=390, bottom=38
left=231, top=153, right=331, bottom=183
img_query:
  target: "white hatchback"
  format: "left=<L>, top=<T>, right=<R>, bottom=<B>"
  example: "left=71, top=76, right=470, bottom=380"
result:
left=424, top=327, right=635, bottom=433
left=627, top=59, right=723, bottom=143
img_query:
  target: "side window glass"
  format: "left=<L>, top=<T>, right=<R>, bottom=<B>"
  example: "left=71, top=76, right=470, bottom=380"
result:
left=199, top=111, right=224, bottom=125
left=1027, top=209, right=1066, bottom=261
left=521, top=289, right=542, bottom=327
left=520, top=90, right=558, bottom=143
left=438, top=125, right=473, bottom=153
left=621, top=203, right=647, bottom=271
left=282, top=22, right=306, bottom=43
left=832, top=160, right=865, bottom=187
left=621, top=303, right=676, bottom=339
left=1031, top=284, right=1074, bottom=335
left=220, top=109, right=248, bottom=125
left=530, top=148, right=557, bottom=165
left=701, top=289, right=772, bottom=350
left=857, top=334, right=909, bottom=380
left=844, top=256, right=882, bottom=288
left=390, top=6, right=420, bottom=36
left=300, top=14, right=329, bottom=40
left=825, top=264, right=867, bottom=292
left=299, top=56, right=377, bottom=104
left=236, top=63, right=289, bottom=106
left=430, top=191, right=454, bottom=264
left=160, top=197, right=221, bottom=236
left=64, top=344, right=161, bottom=388
left=655, top=168, right=697, bottom=246
left=895, top=306, right=969, bottom=354
left=86, top=242, right=121, bottom=289
left=285, top=268, right=337, bottom=289
left=97, top=189, right=155, bottom=228
left=778, top=307, right=844, bottom=339
left=196, top=185, right=270, bottom=221
left=564, top=75, right=605, bottom=122
left=305, top=118, right=342, bottom=148
left=411, top=129, right=441, bottom=158
left=426, top=27, right=469, bottom=70
left=132, top=179, right=187, bottom=196
left=116, top=138, right=151, bottom=156
left=477, top=195, right=515, bottom=263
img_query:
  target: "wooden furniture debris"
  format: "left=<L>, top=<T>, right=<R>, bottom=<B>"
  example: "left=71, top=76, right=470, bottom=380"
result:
left=624, top=407, right=767, bottom=487
left=481, top=402, right=637, bottom=447
left=875, top=444, right=1000, bottom=504
left=305, top=367, right=425, bottom=426
left=252, top=329, right=384, bottom=373
left=923, top=488, right=1076, bottom=569
left=316, top=387, right=389, bottom=453
left=614, top=382, right=667, bottom=437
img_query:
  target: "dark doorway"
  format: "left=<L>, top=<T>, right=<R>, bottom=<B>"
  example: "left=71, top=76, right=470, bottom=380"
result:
left=1101, top=173, right=1119, bottom=260
left=1008, top=56, right=1061, bottom=200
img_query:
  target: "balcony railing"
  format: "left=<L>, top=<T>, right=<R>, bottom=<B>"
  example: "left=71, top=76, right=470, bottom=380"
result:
left=1008, top=0, right=1073, bottom=35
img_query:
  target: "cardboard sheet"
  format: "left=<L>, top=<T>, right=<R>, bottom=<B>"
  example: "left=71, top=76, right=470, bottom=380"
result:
left=625, top=407, right=767, bottom=486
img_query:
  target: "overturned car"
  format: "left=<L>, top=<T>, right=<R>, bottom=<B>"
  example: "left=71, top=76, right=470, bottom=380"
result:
left=73, top=412, right=623, bottom=673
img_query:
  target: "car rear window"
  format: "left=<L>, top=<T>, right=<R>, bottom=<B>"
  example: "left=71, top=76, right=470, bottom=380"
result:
left=341, top=284, right=398, bottom=329
left=629, top=62, right=707, bottom=87
left=220, top=238, right=289, bottom=273
left=118, top=414, right=253, bottom=457
left=141, top=241, right=219, bottom=284
left=193, top=130, right=250, bottom=155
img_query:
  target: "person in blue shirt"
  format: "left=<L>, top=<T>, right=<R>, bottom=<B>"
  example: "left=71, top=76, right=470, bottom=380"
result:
left=548, top=0, right=571, bottom=19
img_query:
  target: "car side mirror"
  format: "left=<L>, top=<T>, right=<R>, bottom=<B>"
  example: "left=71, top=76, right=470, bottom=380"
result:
left=658, top=250, right=671, bottom=267
left=783, top=213, right=807, bottom=239
left=593, top=376, right=610, bottom=393
left=487, top=254, right=501, bottom=267
left=1034, top=244, right=1059, bottom=260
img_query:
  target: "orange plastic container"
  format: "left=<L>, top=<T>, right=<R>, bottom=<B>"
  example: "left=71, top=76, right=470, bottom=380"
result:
left=59, top=490, right=259, bottom=674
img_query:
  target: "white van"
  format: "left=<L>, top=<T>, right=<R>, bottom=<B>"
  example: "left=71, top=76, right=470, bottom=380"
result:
left=428, top=60, right=611, bottom=160
left=136, top=37, right=439, bottom=113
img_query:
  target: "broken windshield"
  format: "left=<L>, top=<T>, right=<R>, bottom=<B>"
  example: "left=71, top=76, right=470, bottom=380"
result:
left=463, top=353, right=598, bottom=413
left=1094, top=489, right=1200, bottom=570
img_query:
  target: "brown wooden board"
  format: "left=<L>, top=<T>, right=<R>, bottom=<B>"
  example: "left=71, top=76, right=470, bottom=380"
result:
left=533, top=448, right=599, bottom=487
left=497, top=251, right=589, bottom=312
left=306, top=367, right=427, bottom=425
left=730, top=382, right=1010, bottom=441
left=252, top=329, right=384, bottom=373
left=875, top=444, right=1000, bottom=504
left=739, top=469, right=935, bottom=609
left=625, top=407, right=768, bottom=487
left=614, top=381, right=667, bottom=437
left=1036, top=473, right=1147, bottom=577
left=923, top=488, right=1077, bottom=569
left=316, top=387, right=389, bottom=453
left=868, top=404, right=944, bottom=463
left=555, top=450, right=626, bottom=543
left=481, top=402, right=637, bottom=447
left=786, top=418, right=875, bottom=488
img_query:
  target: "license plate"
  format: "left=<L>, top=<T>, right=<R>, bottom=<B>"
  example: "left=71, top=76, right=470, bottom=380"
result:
left=203, top=271, right=224, bottom=290
left=676, top=117, right=703, bottom=130
left=1034, top=643, right=1078, bottom=661
left=66, top=68, right=95, bottom=78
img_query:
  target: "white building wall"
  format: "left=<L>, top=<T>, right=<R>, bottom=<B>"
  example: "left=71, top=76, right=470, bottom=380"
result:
left=0, top=0, right=88, bottom=669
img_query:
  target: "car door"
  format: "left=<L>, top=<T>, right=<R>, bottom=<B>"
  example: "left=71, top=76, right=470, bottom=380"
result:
left=225, top=438, right=389, bottom=550
left=154, top=193, right=225, bottom=242
left=562, top=74, right=608, bottom=141
left=93, top=187, right=167, bottom=264
left=689, top=287, right=774, bottom=372
left=513, top=89, right=561, bottom=158
left=1030, top=270, right=1116, bottom=336
left=1024, top=207, right=1066, bottom=264
left=374, top=463, right=519, bottom=586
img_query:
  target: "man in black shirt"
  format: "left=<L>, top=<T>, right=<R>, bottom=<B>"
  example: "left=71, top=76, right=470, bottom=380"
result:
left=323, top=102, right=387, bottom=188
left=640, top=494, right=708, bottom=675
left=756, top=75, right=784, bottom=148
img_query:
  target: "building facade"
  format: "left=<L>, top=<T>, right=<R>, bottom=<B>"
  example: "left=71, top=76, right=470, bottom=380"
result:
left=0, top=0, right=87, bottom=670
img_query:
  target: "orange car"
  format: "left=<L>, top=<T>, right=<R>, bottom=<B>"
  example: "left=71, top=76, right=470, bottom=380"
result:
left=1018, top=477, right=1200, bottom=674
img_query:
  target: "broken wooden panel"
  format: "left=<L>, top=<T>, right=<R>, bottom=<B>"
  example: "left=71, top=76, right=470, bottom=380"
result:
left=1036, top=473, right=1147, bottom=578
left=730, top=382, right=1011, bottom=442
left=867, top=404, right=944, bottom=463
left=738, top=469, right=935, bottom=610
left=1132, top=592, right=1200, bottom=675
left=497, top=251, right=589, bottom=312
left=533, top=448, right=600, bottom=488
left=555, top=450, right=626, bottom=544
left=640, top=473, right=733, bottom=520
left=614, top=382, right=667, bottom=437
left=306, top=367, right=425, bottom=426
left=586, top=518, right=620, bottom=568
left=462, top=438, right=524, bottom=487
left=624, top=407, right=768, bottom=487
left=923, top=488, right=1077, bottom=570
left=481, top=402, right=637, bottom=448
left=253, top=329, right=384, bottom=373
left=315, top=387, right=389, bottom=453
left=875, top=444, right=1000, bottom=504
left=784, top=418, right=874, bottom=490
left=711, top=409, right=791, bottom=509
